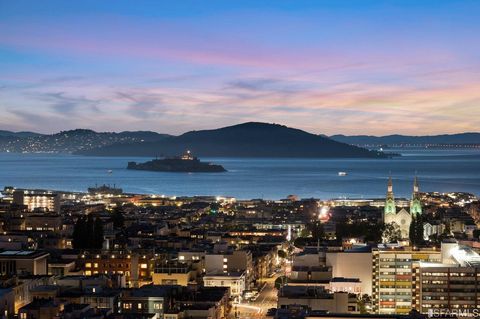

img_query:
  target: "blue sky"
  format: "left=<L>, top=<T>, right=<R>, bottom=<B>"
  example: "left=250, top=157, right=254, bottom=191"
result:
left=1, top=0, right=479, bottom=135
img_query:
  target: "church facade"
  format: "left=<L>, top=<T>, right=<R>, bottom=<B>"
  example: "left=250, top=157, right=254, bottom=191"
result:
left=383, top=177, right=422, bottom=239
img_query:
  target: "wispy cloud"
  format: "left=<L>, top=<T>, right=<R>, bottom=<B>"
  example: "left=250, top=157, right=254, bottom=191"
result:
left=34, top=92, right=101, bottom=115
left=116, top=91, right=165, bottom=119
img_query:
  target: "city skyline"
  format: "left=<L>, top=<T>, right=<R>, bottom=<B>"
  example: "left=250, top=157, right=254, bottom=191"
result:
left=1, top=0, right=480, bottom=135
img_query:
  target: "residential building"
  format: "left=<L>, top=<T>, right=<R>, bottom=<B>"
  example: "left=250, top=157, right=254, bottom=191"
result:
left=277, top=286, right=350, bottom=313
left=0, top=250, right=49, bottom=276
left=152, top=261, right=196, bottom=286
left=372, top=246, right=441, bottom=314
left=203, top=272, right=246, bottom=300
left=13, top=190, right=60, bottom=213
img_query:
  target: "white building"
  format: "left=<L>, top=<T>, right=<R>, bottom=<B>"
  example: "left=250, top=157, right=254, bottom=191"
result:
left=203, top=272, right=246, bottom=300
left=326, top=250, right=372, bottom=295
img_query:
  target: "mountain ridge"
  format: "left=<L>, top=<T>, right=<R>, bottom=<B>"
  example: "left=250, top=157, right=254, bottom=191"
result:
left=75, top=122, right=385, bottom=158
left=330, top=132, right=480, bottom=146
left=0, top=129, right=170, bottom=153
left=1, top=124, right=478, bottom=155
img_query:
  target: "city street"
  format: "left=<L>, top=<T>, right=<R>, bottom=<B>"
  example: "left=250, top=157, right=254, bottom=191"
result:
left=232, top=274, right=280, bottom=318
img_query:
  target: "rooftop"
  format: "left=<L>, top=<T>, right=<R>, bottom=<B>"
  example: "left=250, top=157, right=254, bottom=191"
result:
left=0, top=250, right=49, bottom=259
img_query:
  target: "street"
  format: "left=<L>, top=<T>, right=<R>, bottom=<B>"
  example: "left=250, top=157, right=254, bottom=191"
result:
left=232, top=274, right=280, bottom=319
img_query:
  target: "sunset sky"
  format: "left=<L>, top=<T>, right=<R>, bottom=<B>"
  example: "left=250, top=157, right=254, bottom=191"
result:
left=1, top=0, right=479, bottom=135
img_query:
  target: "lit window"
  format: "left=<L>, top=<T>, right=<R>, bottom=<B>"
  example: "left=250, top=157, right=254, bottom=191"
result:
left=140, top=263, right=148, bottom=269
left=85, top=263, right=92, bottom=268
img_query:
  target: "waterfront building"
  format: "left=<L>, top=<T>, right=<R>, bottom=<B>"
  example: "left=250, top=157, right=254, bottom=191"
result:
left=13, top=190, right=60, bottom=213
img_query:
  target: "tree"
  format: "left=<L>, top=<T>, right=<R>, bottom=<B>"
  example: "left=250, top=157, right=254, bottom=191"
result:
left=473, top=229, right=480, bottom=239
left=382, top=223, right=402, bottom=243
left=309, top=222, right=325, bottom=241
left=293, top=237, right=307, bottom=249
left=86, top=214, right=95, bottom=248
left=299, top=228, right=310, bottom=238
left=335, top=221, right=384, bottom=243
left=72, top=216, right=86, bottom=249
left=357, top=294, right=371, bottom=314
left=443, top=220, right=451, bottom=236
left=415, top=215, right=424, bottom=244
left=112, top=207, right=125, bottom=229
left=72, top=214, right=104, bottom=250
left=274, top=276, right=287, bottom=289
left=93, top=217, right=104, bottom=249
left=409, top=215, right=424, bottom=246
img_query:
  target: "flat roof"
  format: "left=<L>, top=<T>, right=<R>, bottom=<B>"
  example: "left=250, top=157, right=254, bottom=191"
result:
left=0, top=250, right=49, bottom=259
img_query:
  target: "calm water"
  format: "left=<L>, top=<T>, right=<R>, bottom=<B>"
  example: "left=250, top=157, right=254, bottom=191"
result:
left=0, top=149, right=479, bottom=200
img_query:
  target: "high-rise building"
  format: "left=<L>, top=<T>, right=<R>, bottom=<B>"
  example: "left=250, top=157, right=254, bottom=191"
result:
left=416, top=241, right=480, bottom=314
left=374, top=241, right=480, bottom=315
left=372, top=246, right=441, bottom=314
left=419, top=265, right=480, bottom=313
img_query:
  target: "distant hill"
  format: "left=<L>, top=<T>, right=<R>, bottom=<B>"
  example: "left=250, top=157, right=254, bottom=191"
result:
left=0, top=129, right=170, bottom=153
left=76, top=122, right=385, bottom=158
left=330, top=133, right=480, bottom=147
left=0, top=130, right=43, bottom=138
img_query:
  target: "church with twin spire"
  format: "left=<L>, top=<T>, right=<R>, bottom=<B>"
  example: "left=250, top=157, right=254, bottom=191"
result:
left=384, top=176, right=422, bottom=238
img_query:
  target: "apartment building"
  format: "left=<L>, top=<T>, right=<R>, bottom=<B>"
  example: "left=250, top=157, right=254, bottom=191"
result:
left=372, top=246, right=441, bottom=314
left=13, top=190, right=60, bottom=213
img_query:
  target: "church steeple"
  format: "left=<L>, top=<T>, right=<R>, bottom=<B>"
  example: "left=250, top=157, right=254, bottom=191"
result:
left=410, top=176, right=422, bottom=216
left=384, top=176, right=396, bottom=216
left=413, top=176, right=419, bottom=193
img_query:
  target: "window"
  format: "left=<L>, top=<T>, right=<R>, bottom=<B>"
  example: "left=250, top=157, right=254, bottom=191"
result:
left=123, top=303, right=132, bottom=309
left=137, top=303, right=142, bottom=310
left=154, top=303, right=162, bottom=310
left=85, top=263, right=92, bottom=268
left=140, top=263, right=148, bottom=269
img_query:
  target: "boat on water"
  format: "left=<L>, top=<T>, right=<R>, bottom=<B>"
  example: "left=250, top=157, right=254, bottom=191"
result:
left=338, top=171, right=348, bottom=176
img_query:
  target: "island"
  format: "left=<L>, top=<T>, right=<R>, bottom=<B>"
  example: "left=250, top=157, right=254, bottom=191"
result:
left=127, top=151, right=227, bottom=173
